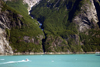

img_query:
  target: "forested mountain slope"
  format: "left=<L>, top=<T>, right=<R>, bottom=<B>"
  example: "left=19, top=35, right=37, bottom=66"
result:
left=0, top=0, right=44, bottom=54
left=30, top=0, right=100, bottom=52
left=0, top=0, right=100, bottom=54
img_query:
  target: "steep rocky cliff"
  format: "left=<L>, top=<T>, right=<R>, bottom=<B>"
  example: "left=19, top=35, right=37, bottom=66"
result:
left=4, top=0, right=40, bottom=12
left=0, top=0, right=100, bottom=54
left=0, top=0, right=44, bottom=54
left=23, top=0, right=40, bottom=12
left=0, top=1, right=13, bottom=54
left=31, top=0, right=100, bottom=52
left=73, top=0, right=98, bottom=32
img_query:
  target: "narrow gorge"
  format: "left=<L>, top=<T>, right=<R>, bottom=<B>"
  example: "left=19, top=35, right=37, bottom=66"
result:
left=26, top=0, right=45, bottom=52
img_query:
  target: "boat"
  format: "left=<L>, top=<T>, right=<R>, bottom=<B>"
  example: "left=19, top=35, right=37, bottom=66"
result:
left=26, top=59, right=29, bottom=61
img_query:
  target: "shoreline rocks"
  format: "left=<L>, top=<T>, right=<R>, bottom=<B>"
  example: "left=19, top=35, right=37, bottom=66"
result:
left=0, top=52, right=98, bottom=56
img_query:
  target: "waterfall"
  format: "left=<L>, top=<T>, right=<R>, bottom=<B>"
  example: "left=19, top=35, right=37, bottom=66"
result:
left=38, top=21, right=43, bottom=31
left=29, top=12, right=43, bottom=31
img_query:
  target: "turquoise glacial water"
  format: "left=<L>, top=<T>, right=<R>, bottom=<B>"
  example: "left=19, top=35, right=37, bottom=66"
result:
left=0, top=54, right=100, bottom=67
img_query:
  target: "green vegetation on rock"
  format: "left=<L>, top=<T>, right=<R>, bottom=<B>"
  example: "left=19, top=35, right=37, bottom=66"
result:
left=1, top=0, right=100, bottom=53
left=31, top=0, right=100, bottom=52
left=1, top=0, right=44, bottom=52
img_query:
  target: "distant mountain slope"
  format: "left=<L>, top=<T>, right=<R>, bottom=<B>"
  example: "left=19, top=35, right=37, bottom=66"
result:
left=30, top=0, right=100, bottom=52
left=0, top=0, right=100, bottom=54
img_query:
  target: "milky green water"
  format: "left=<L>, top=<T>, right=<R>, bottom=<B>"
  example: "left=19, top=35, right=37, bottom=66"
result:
left=0, top=54, right=100, bottom=67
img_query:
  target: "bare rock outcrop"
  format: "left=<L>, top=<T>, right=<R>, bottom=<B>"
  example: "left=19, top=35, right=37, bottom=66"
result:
left=0, top=2, right=23, bottom=54
left=23, top=35, right=43, bottom=44
left=73, top=0, right=99, bottom=32
left=0, top=14, right=13, bottom=54
left=44, top=35, right=69, bottom=52
left=0, top=1, right=13, bottom=54
left=23, top=0, right=40, bottom=12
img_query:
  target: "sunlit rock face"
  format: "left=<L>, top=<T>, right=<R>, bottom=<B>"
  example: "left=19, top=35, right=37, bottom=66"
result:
left=73, top=0, right=98, bottom=32
left=0, top=0, right=44, bottom=54
left=0, top=1, right=23, bottom=54
left=4, top=0, right=40, bottom=12
left=0, top=17, right=13, bottom=54
left=0, top=1, right=13, bottom=54
left=4, top=0, right=11, bottom=1
left=0, top=34, right=13, bottom=54
left=23, top=0, right=40, bottom=12
left=0, top=8, right=24, bottom=54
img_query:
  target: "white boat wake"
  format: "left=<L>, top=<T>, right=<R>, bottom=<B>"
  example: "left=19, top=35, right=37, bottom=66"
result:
left=0, top=59, right=30, bottom=65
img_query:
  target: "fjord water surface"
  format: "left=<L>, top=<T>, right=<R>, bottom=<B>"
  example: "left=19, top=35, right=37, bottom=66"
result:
left=0, top=54, right=100, bottom=67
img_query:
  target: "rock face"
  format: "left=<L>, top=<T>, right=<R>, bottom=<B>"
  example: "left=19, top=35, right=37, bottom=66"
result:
left=23, top=0, right=40, bottom=12
left=0, top=0, right=44, bottom=54
left=1, top=0, right=100, bottom=54
left=0, top=29, right=13, bottom=54
left=4, top=0, right=41, bottom=13
left=0, top=9, right=23, bottom=54
left=73, top=0, right=99, bottom=32
left=0, top=2, right=13, bottom=54
left=23, top=35, right=43, bottom=44
left=93, top=0, right=100, bottom=27
left=30, top=0, right=100, bottom=52
left=44, top=35, right=69, bottom=52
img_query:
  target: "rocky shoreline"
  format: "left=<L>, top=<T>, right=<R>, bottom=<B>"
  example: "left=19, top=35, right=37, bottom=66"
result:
left=0, top=52, right=99, bottom=56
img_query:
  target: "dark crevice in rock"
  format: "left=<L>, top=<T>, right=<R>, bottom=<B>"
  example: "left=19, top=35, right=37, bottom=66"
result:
left=37, top=16, right=45, bottom=30
left=30, top=8, right=45, bottom=53
left=93, top=0, right=100, bottom=27
left=66, top=1, right=72, bottom=9
left=30, top=13, right=45, bottom=30
left=42, top=39, right=46, bottom=53
left=42, top=31, right=48, bottom=53
left=68, top=0, right=82, bottom=22
left=42, top=38, right=46, bottom=53
left=36, top=15, right=45, bottom=24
